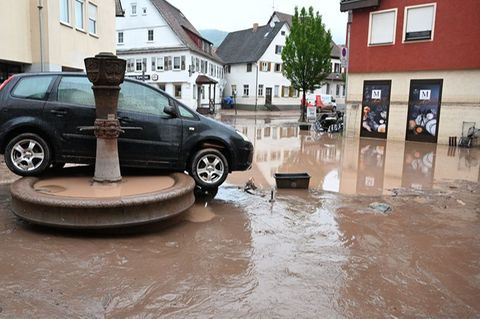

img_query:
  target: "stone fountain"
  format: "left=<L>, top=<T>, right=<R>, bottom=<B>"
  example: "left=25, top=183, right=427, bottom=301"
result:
left=9, top=53, right=195, bottom=229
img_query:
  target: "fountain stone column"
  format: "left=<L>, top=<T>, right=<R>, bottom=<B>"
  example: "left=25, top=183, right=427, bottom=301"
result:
left=84, top=52, right=126, bottom=183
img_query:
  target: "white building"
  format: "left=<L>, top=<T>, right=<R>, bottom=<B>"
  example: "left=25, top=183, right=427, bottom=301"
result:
left=116, top=0, right=224, bottom=111
left=217, top=12, right=345, bottom=111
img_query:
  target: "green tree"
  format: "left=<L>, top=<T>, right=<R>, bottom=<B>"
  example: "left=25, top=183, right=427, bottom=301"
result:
left=282, top=7, right=333, bottom=122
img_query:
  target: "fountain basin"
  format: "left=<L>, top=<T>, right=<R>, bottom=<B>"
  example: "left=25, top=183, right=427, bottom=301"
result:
left=10, top=172, right=195, bottom=229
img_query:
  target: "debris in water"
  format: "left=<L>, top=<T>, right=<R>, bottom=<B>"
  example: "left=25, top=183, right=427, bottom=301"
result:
left=456, top=199, right=466, bottom=206
left=244, top=177, right=257, bottom=192
left=368, top=202, right=392, bottom=214
left=269, top=189, right=275, bottom=203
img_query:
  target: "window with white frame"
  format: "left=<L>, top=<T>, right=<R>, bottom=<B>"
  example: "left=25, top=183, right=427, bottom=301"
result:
left=142, top=7, right=147, bottom=15
left=247, top=63, right=252, bottom=72
left=243, top=85, right=249, bottom=96
left=75, top=0, right=84, bottom=29
left=258, top=84, right=264, bottom=96
left=88, top=3, right=97, bottom=34
left=260, top=61, right=270, bottom=72
left=368, top=9, right=397, bottom=45
left=274, top=85, right=279, bottom=97
left=127, top=59, right=134, bottom=72
left=231, top=85, right=237, bottom=96
left=156, top=57, right=164, bottom=71
left=135, top=58, right=146, bottom=72
left=173, top=57, right=181, bottom=70
left=59, top=0, right=70, bottom=24
left=147, top=29, right=154, bottom=41
left=275, top=45, right=283, bottom=54
left=118, top=32, right=124, bottom=44
left=131, top=3, right=137, bottom=15
left=274, top=63, right=281, bottom=72
left=404, top=4, right=436, bottom=42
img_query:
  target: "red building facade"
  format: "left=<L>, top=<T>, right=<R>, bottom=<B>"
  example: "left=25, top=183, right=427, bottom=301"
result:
left=341, top=0, right=480, bottom=144
left=348, top=0, right=480, bottom=73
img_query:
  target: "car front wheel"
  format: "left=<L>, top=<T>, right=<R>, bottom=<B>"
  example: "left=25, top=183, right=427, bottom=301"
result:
left=5, top=133, right=51, bottom=176
left=190, top=148, right=229, bottom=189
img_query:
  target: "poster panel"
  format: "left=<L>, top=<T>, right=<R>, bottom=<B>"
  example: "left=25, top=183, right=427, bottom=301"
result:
left=406, top=79, right=443, bottom=143
left=360, top=80, right=392, bottom=139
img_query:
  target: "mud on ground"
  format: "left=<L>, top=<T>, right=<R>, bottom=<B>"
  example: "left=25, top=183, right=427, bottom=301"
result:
left=0, top=175, right=478, bottom=318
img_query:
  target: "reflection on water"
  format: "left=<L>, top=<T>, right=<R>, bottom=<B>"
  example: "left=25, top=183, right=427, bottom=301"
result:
left=228, top=119, right=480, bottom=195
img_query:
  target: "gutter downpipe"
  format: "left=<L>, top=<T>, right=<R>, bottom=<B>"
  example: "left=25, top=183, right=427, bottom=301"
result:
left=38, top=0, right=44, bottom=72
left=255, top=62, right=259, bottom=112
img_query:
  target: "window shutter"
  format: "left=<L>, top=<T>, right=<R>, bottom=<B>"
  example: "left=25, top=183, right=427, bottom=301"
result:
left=281, top=86, right=285, bottom=97
left=289, top=87, right=294, bottom=97
left=370, top=11, right=396, bottom=44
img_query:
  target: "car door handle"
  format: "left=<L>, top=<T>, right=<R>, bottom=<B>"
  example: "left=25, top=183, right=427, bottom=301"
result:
left=50, top=109, right=68, bottom=116
left=119, top=116, right=132, bottom=123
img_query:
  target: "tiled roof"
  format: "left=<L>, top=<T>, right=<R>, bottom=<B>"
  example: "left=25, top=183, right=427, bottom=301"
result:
left=216, top=22, right=286, bottom=64
left=149, top=0, right=223, bottom=63
left=115, top=0, right=124, bottom=17
left=270, top=11, right=342, bottom=58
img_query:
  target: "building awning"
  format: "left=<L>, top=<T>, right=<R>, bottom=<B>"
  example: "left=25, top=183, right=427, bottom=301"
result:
left=340, top=0, right=380, bottom=12
left=196, top=75, right=217, bottom=85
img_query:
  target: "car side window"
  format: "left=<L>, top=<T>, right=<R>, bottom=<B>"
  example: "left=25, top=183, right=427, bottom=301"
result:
left=118, top=81, right=168, bottom=117
left=11, top=76, right=55, bottom=100
left=178, top=104, right=196, bottom=119
left=57, top=76, right=95, bottom=106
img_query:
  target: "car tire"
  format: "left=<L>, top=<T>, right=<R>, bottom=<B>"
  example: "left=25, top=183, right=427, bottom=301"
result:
left=190, top=148, right=229, bottom=189
left=5, top=133, right=51, bottom=176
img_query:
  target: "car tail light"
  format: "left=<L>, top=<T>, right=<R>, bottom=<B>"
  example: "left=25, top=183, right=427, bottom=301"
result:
left=0, top=75, right=15, bottom=91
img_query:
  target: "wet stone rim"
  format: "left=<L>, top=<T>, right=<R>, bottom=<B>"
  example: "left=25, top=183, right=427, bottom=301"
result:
left=9, top=173, right=196, bottom=229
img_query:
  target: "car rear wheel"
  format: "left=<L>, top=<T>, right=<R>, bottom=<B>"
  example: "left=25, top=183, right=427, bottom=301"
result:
left=190, top=148, right=229, bottom=189
left=5, top=133, right=51, bottom=176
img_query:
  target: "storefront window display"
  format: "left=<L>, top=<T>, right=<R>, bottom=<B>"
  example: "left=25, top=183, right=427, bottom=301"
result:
left=360, top=80, right=392, bottom=139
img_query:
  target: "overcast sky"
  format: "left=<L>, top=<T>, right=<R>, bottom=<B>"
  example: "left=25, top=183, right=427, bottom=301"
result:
left=165, top=0, right=348, bottom=44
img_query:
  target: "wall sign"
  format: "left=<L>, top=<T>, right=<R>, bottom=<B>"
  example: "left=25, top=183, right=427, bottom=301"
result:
left=360, top=80, right=392, bottom=139
left=406, top=79, right=443, bottom=143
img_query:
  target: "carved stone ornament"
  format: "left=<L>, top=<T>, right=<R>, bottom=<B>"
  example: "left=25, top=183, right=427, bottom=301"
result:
left=94, top=119, right=122, bottom=139
left=84, top=52, right=126, bottom=86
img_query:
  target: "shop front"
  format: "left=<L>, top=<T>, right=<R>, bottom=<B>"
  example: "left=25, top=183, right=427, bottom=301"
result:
left=0, top=61, right=23, bottom=84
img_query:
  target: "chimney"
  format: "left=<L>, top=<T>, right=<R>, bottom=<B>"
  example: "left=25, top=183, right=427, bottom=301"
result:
left=253, top=23, right=259, bottom=32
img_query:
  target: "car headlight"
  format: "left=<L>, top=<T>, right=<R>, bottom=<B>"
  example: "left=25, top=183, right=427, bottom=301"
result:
left=236, top=130, right=250, bottom=142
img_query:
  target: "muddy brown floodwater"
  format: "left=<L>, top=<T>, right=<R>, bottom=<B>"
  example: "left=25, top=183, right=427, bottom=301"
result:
left=0, top=113, right=479, bottom=318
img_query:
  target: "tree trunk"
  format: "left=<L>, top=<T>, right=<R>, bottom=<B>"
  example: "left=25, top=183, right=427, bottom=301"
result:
left=299, top=89, right=307, bottom=122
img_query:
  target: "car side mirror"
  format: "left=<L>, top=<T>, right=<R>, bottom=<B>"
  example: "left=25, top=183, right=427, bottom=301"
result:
left=164, top=105, right=177, bottom=118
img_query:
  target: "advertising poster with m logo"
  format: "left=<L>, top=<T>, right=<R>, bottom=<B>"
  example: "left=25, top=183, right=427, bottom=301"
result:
left=406, top=79, right=443, bottom=143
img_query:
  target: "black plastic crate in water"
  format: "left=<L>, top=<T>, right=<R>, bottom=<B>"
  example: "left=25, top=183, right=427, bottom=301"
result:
left=274, top=173, right=311, bottom=189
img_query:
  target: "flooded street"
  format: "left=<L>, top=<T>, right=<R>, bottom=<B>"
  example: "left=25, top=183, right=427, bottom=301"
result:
left=1, top=112, right=479, bottom=318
